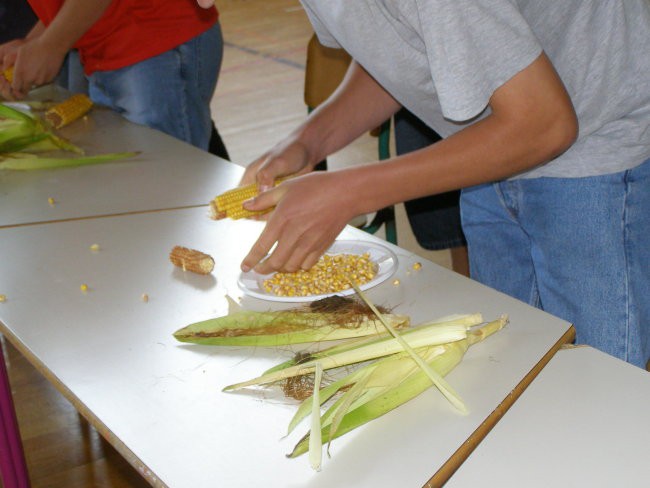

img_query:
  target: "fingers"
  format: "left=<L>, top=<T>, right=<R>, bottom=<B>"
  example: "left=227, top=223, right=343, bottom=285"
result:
left=196, top=0, right=215, bottom=8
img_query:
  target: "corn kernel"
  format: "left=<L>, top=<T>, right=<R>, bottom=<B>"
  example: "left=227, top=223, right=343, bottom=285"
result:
left=48, top=197, right=55, bottom=206
left=412, top=262, right=422, bottom=271
left=90, top=244, right=100, bottom=252
left=80, top=284, right=89, bottom=293
left=262, top=252, right=377, bottom=297
left=0, top=294, right=6, bottom=303
left=392, top=279, right=401, bottom=286
left=141, top=293, right=149, bottom=302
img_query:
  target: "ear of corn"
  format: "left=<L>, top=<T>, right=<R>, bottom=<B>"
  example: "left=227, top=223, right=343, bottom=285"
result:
left=351, top=281, right=467, bottom=412
left=169, top=246, right=215, bottom=275
left=44, top=94, right=93, bottom=129
left=263, top=313, right=483, bottom=375
left=3, top=66, right=13, bottom=83
left=287, top=315, right=508, bottom=459
left=1, top=102, right=134, bottom=169
left=174, top=299, right=411, bottom=347
left=222, top=315, right=474, bottom=390
left=210, top=176, right=291, bottom=220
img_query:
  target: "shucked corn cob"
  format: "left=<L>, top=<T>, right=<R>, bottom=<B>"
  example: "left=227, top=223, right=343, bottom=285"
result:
left=210, top=177, right=290, bottom=220
left=44, top=94, right=93, bottom=129
left=169, top=246, right=215, bottom=275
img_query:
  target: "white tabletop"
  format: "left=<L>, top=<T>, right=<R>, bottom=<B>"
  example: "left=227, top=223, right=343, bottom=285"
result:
left=0, top=206, right=573, bottom=488
left=0, top=86, right=242, bottom=228
left=446, top=346, right=650, bottom=488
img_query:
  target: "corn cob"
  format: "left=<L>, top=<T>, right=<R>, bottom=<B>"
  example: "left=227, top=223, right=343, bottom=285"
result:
left=222, top=314, right=476, bottom=390
left=3, top=66, right=13, bottom=83
left=288, top=315, right=508, bottom=459
left=210, top=176, right=291, bottom=220
left=44, top=94, right=93, bottom=129
left=169, top=246, right=215, bottom=275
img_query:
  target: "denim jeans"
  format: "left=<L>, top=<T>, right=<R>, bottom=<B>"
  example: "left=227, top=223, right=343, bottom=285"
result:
left=461, top=157, right=650, bottom=369
left=88, top=22, right=223, bottom=150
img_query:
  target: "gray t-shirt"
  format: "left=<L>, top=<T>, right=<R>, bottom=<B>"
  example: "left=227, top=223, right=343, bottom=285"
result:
left=301, top=0, right=650, bottom=178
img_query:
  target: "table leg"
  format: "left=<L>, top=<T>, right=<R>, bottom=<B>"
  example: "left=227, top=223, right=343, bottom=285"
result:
left=0, top=341, right=31, bottom=488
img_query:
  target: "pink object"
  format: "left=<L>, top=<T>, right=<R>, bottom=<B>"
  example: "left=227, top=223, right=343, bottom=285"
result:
left=0, top=344, right=30, bottom=487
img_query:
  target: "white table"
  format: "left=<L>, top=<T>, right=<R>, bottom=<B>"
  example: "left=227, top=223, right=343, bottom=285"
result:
left=0, top=206, right=573, bottom=487
left=0, top=86, right=242, bottom=229
left=447, top=346, right=650, bottom=487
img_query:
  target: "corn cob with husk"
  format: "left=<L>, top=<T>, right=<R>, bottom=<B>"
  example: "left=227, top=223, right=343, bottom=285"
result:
left=44, top=94, right=93, bottom=129
left=173, top=295, right=410, bottom=347
left=0, top=102, right=137, bottom=169
left=287, top=315, right=508, bottom=459
left=223, top=312, right=482, bottom=389
left=210, top=176, right=291, bottom=220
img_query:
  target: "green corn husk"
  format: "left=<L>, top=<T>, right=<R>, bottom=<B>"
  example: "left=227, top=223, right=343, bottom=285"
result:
left=0, top=151, right=138, bottom=170
left=174, top=296, right=410, bottom=347
left=263, top=313, right=483, bottom=375
left=287, top=315, right=509, bottom=458
left=0, top=102, right=87, bottom=156
left=222, top=314, right=479, bottom=391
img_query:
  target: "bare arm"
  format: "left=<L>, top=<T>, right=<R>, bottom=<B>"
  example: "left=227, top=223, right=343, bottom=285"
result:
left=242, top=53, right=578, bottom=274
left=241, top=61, right=401, bottom=188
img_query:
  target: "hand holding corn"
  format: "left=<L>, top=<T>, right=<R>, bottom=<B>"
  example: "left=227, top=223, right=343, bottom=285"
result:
left=210, top=176, right=291, bottom=220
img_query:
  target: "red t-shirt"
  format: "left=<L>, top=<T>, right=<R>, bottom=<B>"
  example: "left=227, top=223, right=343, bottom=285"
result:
left=28, top=0, right=219, bottom=75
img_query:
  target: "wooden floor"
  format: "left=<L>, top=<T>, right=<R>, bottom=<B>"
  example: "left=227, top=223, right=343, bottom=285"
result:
left=1, top=1, right=454, bottom=487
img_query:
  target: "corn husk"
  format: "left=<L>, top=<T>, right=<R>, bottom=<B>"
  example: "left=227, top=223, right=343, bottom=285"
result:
left=174, top=295, right=410, bottom=347
left=288, top=315, right=508, bottom=458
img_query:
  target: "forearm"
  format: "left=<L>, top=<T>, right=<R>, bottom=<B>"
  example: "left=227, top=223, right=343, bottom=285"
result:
left=338, top=53, right=578, bottom=216
left=296, top=61, right=402, bottom=167
left=39, top=0, right=113, bottom=56
left=25, top=21, right=45, bottom=40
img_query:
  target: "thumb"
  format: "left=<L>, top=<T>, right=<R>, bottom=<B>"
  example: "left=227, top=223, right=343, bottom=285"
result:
left=243, top=185, right=282, bottom=214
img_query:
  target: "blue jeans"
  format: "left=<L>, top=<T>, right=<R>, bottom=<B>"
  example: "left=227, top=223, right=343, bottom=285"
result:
left=88, top=22, right=223, bottom=150
left=461, top=158, right=650, bottom=369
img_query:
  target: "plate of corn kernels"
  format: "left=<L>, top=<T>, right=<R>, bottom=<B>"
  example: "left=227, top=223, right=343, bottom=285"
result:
left=238, top=240, right=398, bottom=302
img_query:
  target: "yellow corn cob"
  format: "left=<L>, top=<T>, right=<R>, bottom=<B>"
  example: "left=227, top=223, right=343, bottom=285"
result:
left=3, top=66, right=13, bottom=83
left=44, top=94, right=93, bottom=129
left=211, top=176, right=291, bottom=220
left=169, top=246, right=215, bottom=275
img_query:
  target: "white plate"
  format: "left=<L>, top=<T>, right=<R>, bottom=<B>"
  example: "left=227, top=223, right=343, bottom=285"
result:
left=238, top=240, right=398, bottom=302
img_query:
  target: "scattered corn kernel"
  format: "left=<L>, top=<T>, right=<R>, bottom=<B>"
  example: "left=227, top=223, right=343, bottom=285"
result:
left=412, top=262, right=422, bottom=271
left=48, top=197, right=55, bottom=206
left=392, top=279, right=401, bottom=286
left=262, top=252, right=377, bottom=297
left=80, top=284, right=89, bottom=293
left=90, top=244, right=100, bottom=252
left=0, top=294, right=6, bottom=303
left=141, top=293, right=149, bottom=303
